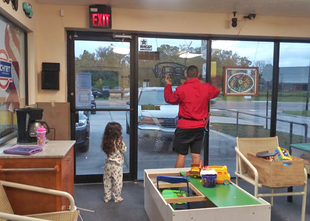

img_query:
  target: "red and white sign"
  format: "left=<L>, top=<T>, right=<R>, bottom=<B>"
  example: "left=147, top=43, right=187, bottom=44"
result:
left=0, top=49, right=13, bottom=90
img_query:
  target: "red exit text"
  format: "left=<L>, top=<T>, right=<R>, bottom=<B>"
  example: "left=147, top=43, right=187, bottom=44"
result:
left=92, top=13, right=110, bottom=27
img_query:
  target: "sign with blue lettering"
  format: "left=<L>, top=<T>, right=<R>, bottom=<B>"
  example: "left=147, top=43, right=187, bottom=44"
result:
left=0, top=49, right=13, bottom=90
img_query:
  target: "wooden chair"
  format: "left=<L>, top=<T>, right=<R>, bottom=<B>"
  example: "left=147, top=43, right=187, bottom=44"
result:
left=0, top=180, right=79, bottom=221
left=235, top=136, right=308, bottom=221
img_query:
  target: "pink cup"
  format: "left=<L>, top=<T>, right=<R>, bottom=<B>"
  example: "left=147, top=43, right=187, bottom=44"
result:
left=36, top=126, right=46, bottom=148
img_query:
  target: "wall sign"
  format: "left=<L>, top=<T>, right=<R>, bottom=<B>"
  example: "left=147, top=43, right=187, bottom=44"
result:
left=76, top=72, right=92, bottom=109
left=89, top=5, right=111, bottom=29
left=223, top=67, right=259, bottom=96
left=140, top=39, right=152, bottom=51
left=0, top=49, right=13, bottom=90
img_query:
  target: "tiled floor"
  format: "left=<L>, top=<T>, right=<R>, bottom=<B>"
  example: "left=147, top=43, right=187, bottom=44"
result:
left=74, top=178, right=310, bottom=221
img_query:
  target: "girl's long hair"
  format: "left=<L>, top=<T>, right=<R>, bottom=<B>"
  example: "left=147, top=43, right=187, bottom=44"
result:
left=101, top=122, right=122, bottom=156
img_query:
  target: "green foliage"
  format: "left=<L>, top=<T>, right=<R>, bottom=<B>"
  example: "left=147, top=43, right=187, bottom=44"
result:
left=212, top=49, right=252, bottom=74
left=215, top=93, right=308, bottom=102
left=75, top=50, right=97, bottom=74
left=75, top=41, right=255, bottom=90
left=156, top=44, right=205, bottom=68
left=211, top=123, right=305, bottom=150
left=282, top=110, right=310, bottom=117
left=84, top=70, right=119, bottom=90
left=75, top=45, right=129, bottom=90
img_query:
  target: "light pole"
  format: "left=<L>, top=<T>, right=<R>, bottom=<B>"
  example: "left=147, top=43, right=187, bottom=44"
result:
left=262, top=64, right=273, bottom=129
left=306, top=66, right=310, bottom=111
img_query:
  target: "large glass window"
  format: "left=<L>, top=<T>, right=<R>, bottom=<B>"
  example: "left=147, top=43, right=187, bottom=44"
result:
left=137, top=38, right=207, bottom=179
left=210, top=40, right=274, bottom=175
left=278, top=43, right=310, bottom=148
left=0, top=16, right=26, bottom=144
left=70, top=34, right=310, bottom=181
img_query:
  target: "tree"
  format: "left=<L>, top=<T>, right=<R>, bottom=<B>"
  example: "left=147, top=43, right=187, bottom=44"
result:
left=212, top=49, right=252, bottom=71
left=75, top=50, right=96, bottom=73
left=75, top=43, right=253, bottom=90
left=75, top=46, right=130, bottom=90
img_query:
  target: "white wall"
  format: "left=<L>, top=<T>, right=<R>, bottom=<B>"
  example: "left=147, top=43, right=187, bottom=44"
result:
left=1, top=3, right=310, bottom=103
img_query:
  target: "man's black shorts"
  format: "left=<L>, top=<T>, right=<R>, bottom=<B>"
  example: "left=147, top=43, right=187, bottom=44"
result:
left=173, top=127, right=205, bottom=155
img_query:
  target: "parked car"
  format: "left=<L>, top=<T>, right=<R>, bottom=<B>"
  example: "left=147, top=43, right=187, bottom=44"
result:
left=75, top=111, right=90, bottom=152
left=92, top=89, right=103, bottom=98
left=123, top=88, right=130, bottom=98
left=102, top=86, right=110, bottom=99
left=126, top=87, right=178, bottom=140
left=91, top=93, right=96, bottom=114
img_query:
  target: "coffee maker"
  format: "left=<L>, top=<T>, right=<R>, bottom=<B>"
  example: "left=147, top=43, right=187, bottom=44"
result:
left=16, top=107, right=50, bottom=144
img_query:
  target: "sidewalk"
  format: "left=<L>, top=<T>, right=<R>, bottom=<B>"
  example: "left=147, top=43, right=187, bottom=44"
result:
left=211, top=116, right=264, bottom=126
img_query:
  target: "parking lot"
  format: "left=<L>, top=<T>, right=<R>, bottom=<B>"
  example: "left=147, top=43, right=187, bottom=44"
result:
left=75, top=107, right=237, bottom=180
left=75, top=97, right=310, bottom=179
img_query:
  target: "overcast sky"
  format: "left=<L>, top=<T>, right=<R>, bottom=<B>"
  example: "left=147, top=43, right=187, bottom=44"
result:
left=75, top=38, right=310, bottom=67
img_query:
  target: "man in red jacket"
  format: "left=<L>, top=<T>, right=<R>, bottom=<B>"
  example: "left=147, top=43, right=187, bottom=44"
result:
left=164, top=65, right=220, bottom=168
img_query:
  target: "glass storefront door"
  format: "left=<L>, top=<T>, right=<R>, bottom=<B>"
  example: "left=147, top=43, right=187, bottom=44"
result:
left=68, top=32, right=132, bottom=182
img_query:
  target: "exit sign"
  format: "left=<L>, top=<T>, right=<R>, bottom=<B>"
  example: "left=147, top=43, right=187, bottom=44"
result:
left=89, top=5, right=111, bottom=29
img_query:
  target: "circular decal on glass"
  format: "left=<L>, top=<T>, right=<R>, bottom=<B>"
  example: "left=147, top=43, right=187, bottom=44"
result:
left=227, top=73, right=254, bottom=93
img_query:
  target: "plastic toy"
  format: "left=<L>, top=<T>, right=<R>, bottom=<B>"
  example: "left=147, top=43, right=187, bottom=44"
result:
left=274, top=147, right=292, bottom=161
left=203, top=165, right=231, bottom=185
left=274, top=147, right=292, bottom=166
left=185, top=161, right=203, bottom=178
left=200, top=168, right=217, bottom=188
left=161, top=189, right=187, bottom=209
left=256, top=151, right=275, bottom=162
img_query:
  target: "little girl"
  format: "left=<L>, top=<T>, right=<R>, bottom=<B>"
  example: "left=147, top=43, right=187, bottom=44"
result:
left=101, top=122, right=127, bottom=203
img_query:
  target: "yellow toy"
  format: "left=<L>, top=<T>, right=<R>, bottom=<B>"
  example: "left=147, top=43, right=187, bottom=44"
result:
left=274, top=147, right=292, bottom=166
left=185, top=161, right=203, bottom=178
left=203, top=165, right=230, bottom=185
left=274, top=147, right=292, bottom=161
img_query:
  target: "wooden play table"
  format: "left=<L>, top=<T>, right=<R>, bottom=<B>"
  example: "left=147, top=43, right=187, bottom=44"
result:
left=144, top=168, right=271, bottom=221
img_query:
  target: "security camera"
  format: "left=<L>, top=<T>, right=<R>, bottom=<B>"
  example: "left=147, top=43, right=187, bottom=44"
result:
left=231, top=18, right=238, bottom=28
left=244, top=14, right=256, bottom=20
left=231, top=11, right=238, bottom=28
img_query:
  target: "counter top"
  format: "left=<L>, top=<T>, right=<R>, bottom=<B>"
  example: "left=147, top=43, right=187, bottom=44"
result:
left=0, top=138, right=76, bottom=158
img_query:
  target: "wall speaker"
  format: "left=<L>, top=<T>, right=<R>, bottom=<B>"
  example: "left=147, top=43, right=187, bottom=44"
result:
left=41, top=62, right=60, bottom=90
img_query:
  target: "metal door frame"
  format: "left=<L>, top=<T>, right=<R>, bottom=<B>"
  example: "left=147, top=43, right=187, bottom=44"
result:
left=67, top=30, right=138, bottom=182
